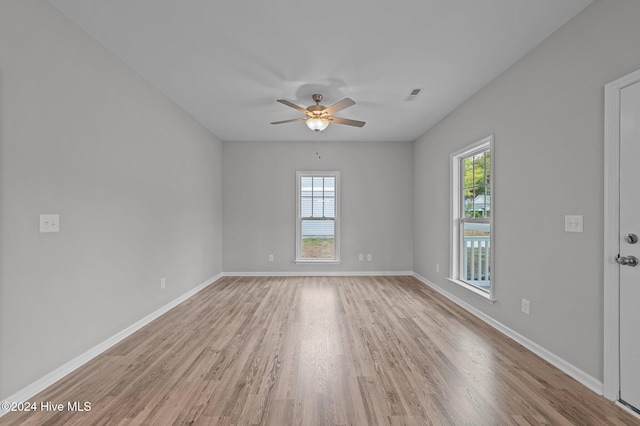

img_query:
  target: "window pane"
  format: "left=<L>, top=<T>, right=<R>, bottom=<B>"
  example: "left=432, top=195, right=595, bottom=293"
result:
left=462, top=222, right=490, bottom=290
left=475, top=190, right=490, bottom=218
left=301, top=176, right=313, bottom=193
left=301, top=176, right=337, bottom=219
left=324, top=198, right=335, bottom=218
left=312, top=198, right=324, bottom=217
left=301, top=219, right=335, bottom=259
left=462, top=149, right=490, bottom=219
left=324, top=176, right=335, bottom=188
left=301, top=196, right=312, bottom=217
left=312, top=176, right=323, bottom=195
left=464, top=191, right=475, bottom=218
left=301, top=176, right=313, bottom=217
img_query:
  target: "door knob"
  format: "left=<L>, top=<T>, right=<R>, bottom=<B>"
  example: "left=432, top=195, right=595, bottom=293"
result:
left=616, top=254, right=639, bottom=266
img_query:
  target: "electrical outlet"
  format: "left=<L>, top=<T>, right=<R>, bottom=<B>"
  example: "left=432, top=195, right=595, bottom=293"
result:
left=268, top=254, right=274, bottom=262
left=564, top=215, right=583, bottom=233
left=161, top=278, right=166, bottom=290
left=521, top=298, right=530, bottom=315
left=367, top=254, right=372, bottom=261
left=39, top=214, right=60, bottom=233
left=436, top=263, right=440, bottom=273
left=358, top=254, right=364, bottom=261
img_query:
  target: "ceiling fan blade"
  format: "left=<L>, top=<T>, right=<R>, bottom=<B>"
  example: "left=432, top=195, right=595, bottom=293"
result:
left=276, top=99, right=309, bottom=114
left=270, top=118, right=306, bottom=125
left=322, top=98, right=355, bottom=115
left=328, top=117, right=366, bottom=127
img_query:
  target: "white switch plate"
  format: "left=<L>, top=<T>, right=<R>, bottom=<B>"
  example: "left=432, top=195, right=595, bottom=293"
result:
left=564, top=215, right=583, bottom=233
left=521, top=298, right=530, bottom=315
left=358, top=254, right=364, bottom=261
left=39, top=214, right=60, bottom=233
left=268, top=254, right=274, bottom=262
left=366, top=254, right=372, bottom=261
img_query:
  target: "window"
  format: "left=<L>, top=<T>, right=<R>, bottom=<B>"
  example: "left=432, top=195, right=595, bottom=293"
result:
left=296, top=171, right=340, bottom=263
left=450, top=136, right=494, bottom=300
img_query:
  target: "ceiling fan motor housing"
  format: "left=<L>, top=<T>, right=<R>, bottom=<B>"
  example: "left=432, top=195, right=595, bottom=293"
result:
left=308, top=94, right=326, bottom=115
left=307, top=105, right=325, bottom=114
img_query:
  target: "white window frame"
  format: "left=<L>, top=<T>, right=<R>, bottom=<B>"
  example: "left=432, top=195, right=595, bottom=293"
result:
left=295, top=171, right=341, bottom=264
left=449, top=135, right=495, bottom=301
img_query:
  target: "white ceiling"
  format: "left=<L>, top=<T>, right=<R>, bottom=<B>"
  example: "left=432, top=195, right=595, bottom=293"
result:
left=48, top=0, right=592, bottom=143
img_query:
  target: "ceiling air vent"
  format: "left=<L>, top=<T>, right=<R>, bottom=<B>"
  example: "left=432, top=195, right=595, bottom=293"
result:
left=405, top=88, right=422, bottom=101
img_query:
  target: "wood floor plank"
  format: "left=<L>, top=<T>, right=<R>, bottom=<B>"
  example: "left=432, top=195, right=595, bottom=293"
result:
left=1, top=275, right=638, bottom=425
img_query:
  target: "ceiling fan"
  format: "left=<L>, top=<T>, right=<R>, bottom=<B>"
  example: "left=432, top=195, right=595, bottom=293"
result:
left=271, top=94, right=366, bottom=132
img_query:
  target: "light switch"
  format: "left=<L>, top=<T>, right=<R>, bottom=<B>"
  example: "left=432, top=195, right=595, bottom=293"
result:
left=40, top=214, right=60, bottom=233
left=564, top=215, right=583, bottom=233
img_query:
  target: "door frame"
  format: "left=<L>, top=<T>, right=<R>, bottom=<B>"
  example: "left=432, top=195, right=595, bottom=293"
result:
left=603, top=69, right=640, bottom=401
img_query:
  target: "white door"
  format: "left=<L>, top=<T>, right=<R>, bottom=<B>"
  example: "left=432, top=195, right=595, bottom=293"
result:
left=619, top=80, right=640, bottom=412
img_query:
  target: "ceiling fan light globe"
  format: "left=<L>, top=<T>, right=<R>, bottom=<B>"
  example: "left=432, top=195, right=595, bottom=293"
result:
left=306, top=117, right=329, bottom=132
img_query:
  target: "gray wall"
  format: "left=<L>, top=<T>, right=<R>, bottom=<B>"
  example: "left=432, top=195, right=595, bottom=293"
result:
left=223, top=141, right=413, bottom=273
left=413, top=0, right=640, bottom=381
left=0, top=1, right=223, bottom=399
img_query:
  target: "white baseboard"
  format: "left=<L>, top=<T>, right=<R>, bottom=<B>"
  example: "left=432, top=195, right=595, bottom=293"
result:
left=0, top=273, right=223, bottom=416
left=223, top=270, right=413, bottom=277
left=412, top=272, right=604, bottom=395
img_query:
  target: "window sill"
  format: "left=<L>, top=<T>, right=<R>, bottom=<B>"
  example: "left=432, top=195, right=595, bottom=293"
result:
left=446, top=278, right=495, bottom=303
left=293, top=259, right=342, bottom=264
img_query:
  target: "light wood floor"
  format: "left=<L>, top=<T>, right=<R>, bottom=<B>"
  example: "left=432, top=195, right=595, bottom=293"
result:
left=1, top=276, right=638, bottom=425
